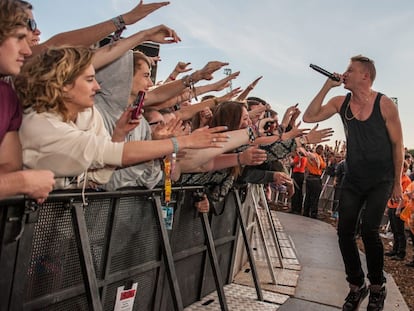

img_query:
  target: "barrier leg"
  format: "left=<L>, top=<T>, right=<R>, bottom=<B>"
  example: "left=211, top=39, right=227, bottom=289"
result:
left=71, top=202, right=103, bottom=311
left=200, top=212, right=228, bottom=311
left=250, top=186, right=277, bottom=285
left=257, top=185, right=284, bottom=269
left=233, top=189, right=264, bottom=301
left=153, top=195, right=184, bottom=311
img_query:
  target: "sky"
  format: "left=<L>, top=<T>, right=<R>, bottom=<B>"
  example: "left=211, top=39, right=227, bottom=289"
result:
left=31, top=0, right=414, bottom=148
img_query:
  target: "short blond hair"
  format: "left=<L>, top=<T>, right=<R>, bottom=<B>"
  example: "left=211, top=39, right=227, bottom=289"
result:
left=351, top=54, right=376, bottom=82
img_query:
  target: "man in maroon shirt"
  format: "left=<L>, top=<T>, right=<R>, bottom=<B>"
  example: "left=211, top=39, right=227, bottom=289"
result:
left=0, top=0, right=54, bottom=202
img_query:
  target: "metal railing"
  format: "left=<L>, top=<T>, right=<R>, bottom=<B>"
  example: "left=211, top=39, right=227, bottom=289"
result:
left=0, top=186, right=243, bottom=311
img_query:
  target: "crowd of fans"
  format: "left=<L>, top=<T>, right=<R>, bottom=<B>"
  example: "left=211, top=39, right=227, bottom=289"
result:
left=0, top=0, right=333, bottom=207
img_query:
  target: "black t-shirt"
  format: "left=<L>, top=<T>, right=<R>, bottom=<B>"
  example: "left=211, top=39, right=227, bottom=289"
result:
left=339, top=92, right=394, bottom=186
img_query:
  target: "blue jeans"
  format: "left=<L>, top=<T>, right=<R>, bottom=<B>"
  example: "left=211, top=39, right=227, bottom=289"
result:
left=337, top=177, right=393, bottom=286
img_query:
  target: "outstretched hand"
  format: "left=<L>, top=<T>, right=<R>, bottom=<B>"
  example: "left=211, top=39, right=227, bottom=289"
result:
left=283, top=121, right=309, bottom=140
left=184, top=126, right=230, bottom=149
left=152, top=118, right=183, bottom=140
left=272, top=171, right=293, bottom=187
left=192, top=61, right=229, bottom=82
left=236, top=76, right=263, bottom=101
left=174, top=61, right=192, bottom=74
left=210, top=71, right=240, bottom=92
left=305, top=123, right=334, bottom=144
left=281, top=104, right=300, bottom=129
left=143, top=24, right=181, bottom=44
left=123, top=1, right=170, bottom=25
left=216, top=87, right=243, bottom=103
left=239, top=145, right=267, bottom=166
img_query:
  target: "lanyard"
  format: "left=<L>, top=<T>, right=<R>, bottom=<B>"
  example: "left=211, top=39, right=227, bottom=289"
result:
left=164, top=153, right=176, bottom=205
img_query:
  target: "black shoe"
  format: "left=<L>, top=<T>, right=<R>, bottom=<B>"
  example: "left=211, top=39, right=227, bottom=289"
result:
left=405, top=260, right=414, bottom=267
left=384, top=251, right=396, bottom=257
left=367, top=285, right=386, bottom=311
left=342, top=283, right=368, bottom=311
left=390, top=255, right=405, bottom=261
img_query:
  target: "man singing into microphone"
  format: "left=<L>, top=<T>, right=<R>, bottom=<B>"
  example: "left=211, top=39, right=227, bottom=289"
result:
left=303, top=55, right=404, bottom=311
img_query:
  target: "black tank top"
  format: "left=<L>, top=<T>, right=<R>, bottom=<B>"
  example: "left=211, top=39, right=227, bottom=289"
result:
left=339, top=92, right=394, bottom=186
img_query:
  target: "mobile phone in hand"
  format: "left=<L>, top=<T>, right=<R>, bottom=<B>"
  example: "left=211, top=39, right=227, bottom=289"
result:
left=131, top=91, right=145, bottom=120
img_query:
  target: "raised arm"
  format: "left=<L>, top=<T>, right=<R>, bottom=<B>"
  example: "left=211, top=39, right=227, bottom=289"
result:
left=174, top=98, right=217, bottom=121
left=145, top=61, right=229, bottom=106
left=193, top=71, right=240, bottom=97
left=92, top=24, right=180, bottom=70
left=121, top=126, right=230, bottom=166
left=236, top=76, right=263, bottom=101
left=31, top=1, right=170, bottom=56
left=164, top=61, right=192, bottom=83
left=302, top=77, right=343, bottom=123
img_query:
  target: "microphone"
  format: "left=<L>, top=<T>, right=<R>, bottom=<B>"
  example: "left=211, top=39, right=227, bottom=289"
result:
left=309, top=64, right=340, bottom=82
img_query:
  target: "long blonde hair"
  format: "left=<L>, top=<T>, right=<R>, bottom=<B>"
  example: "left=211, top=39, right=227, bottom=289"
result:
left=15, top=46, right=94, bottom=122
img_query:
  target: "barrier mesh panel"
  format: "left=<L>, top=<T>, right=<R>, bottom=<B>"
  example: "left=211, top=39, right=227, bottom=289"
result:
left=103, top=269, right=158, bottom=311
left=25, top=201, right=83, bottom=300
left=175, top=253, right=204, bottom=307
left=109, top=196, right=161, bottom=274
left=35, top=294, right=89, bottom=311
left=84, top=198, right=112, bottom=278
left=171, top=192, right=204, bottom=253
left=211, top=194, right=237, bottom=240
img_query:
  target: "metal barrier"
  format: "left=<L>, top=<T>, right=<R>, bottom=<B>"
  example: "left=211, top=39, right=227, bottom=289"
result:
left=0, top=186, right=242, bottom=311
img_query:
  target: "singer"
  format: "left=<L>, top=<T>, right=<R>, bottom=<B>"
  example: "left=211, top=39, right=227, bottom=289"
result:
left=303, top=55, right=404, bottom=311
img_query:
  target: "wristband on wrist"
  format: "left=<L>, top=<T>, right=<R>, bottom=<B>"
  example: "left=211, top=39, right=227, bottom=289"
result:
left=247, top=126, right=256, bottom=143
left=111, top=15, right=126, bottom=42
left=112, top=15, right=126, bottom=31
left=182, top=75, right=191, bottom=88
left=170, top=136, right=179, bottom=154
left=181, top=75, right=197, bottom=101
left=169, top=75, right=176, bottom=81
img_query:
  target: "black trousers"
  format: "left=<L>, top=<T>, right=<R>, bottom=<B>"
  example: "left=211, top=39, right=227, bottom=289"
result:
left=291, top=172, right=304, bottom=214
left=303, top=175, right=322, bottom=218
left=337, top=178, right=393, bottom=286
left=388, top=207, right=406, bottom=257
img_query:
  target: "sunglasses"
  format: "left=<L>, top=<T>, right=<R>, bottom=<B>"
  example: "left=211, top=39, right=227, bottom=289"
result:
left=27, top=19, right=37, bottom=32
